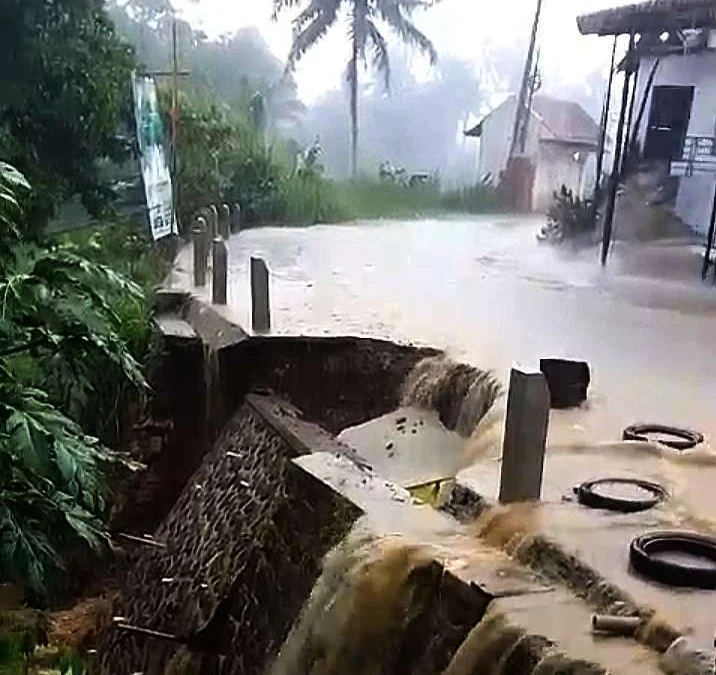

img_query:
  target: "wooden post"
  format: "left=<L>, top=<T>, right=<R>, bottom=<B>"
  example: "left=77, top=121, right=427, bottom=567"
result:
left=509, top=0, right=544, bottom=158
left=591, top=36, right=618, bottom=229
left=498, top=368, right=550, bottom=504
left=631, top=58, right=661, bottom=160
left=192, top=217, right=208, bottom=287
left=601, top=32, right=635, bottom=267
left=231, top=202, right=242, bottom=234
left=703, top=179, right=716, bottom=281
left=622, top=57, right=641, bottom=175
left=250, top=257, right=270, bottom=333
left=212, top=237, right=228, bottom=304
left=219, top=204, right=231, bottom=239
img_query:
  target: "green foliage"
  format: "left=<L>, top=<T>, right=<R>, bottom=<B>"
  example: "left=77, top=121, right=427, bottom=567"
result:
left=441, top=179, right=502, bottom=214
left=336, top=178, right=442, bottom=219
left=0, top=165, right=146, bottom=602
left=0, top=0, right=136, bottom=230
left=0, top=608, right=48, bottom=675
left=541, top=185, right=595, bottom=244
left=171, top=91, right=344, bottom=227
left=107, top=1, right=302, bottom=133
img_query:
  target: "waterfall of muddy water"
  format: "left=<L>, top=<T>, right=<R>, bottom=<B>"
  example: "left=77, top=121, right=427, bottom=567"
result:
left=271, top=519, right=613, bottom=675
left=400, top=356, right=502, bottom=440
left=269, top=522, right=432, bottom=675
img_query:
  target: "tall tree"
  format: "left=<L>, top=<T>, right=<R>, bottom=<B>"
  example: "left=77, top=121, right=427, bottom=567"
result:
left=0, top=0, right=136, bottom=230
left=274, top=0, right=439, bottom=176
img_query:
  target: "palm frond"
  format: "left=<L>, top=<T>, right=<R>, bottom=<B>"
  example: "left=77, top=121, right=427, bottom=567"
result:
left=286, top=2, right=342, bottom=68
left=272, top=0, right=307, bottom=20
left=366, top=20, right=391, bottom=91
left=376, top=0, right=438, bottom=63
left=293, top=0, right=340, bottom=32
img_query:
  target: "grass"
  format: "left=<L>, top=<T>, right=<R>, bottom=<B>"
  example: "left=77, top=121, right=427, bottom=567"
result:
left=336, top=178, right=445, bottom=220
left=267, top=176, right=502, bottom=226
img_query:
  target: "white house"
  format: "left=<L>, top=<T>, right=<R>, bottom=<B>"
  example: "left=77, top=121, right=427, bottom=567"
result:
left=466, top=95, right=600, bottom=212
left=578, top=0, right=716, bottom=238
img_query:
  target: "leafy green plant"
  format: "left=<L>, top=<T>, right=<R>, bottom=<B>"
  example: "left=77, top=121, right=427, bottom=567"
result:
left=442, top=177, right=501, bottom=214
left=0, top=163, right=145, bottom=602
left=0, top=0, right=136, bottom=231
left=541, top=184, right=595, bottom=245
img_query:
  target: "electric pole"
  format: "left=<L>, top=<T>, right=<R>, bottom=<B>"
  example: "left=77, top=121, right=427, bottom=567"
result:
left=510, top=0, right=544, bottom=158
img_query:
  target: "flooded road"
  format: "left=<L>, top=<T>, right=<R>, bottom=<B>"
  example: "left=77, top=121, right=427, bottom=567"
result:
left=172, top=214, right=716, bottom=446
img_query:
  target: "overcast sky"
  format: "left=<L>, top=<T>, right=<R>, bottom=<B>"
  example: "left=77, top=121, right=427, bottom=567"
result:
left=176, top=0, right=630, bottom=103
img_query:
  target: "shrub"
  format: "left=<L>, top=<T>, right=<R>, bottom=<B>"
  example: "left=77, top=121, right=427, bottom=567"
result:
left=539, top=185, right=595, bottom=245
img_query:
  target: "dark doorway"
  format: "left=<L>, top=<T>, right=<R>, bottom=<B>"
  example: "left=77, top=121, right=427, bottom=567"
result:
left=643, top=86, right=694, bottom=161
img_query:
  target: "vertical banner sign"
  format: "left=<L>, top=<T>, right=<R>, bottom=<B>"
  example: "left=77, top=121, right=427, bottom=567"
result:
left=131, top=72, right=176, bottom=240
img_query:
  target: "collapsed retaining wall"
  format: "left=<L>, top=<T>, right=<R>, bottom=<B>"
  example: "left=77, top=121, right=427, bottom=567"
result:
left=99, top=396, right=360, bottom=675
left=116, top=292, right=439, bottom=531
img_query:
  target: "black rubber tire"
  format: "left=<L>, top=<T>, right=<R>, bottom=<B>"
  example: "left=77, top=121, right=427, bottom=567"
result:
left=574, top=478, right=667, bottom=513
left=622, top=423, right=703, bottom=451
left=630, top=531, right=716, bottom=589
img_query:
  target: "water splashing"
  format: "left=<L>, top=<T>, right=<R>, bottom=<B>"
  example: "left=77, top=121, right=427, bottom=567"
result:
left=401, top=356, right=501, bottom=437
left=269, top=523, right=431, bottom=675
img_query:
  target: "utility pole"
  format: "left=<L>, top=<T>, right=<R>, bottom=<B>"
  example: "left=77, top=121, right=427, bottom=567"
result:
left=510, top=0, right=544, bottom=158
left=518, top=49, right=542, bottom=154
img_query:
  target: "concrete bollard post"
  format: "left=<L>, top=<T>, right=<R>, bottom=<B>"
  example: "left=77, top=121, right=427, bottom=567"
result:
left=192, top=218, right=208, bottom=287
left=208, top=204, right=219, bottom=239
left=498, top=368, right=550, bottom=504
left=219, top=204, right=231, bottom=239
left=231, top=202, right=241, bottom=234
left=250, top=257, right=270, bottom=333
left=212, top=237, right=228, bottom=305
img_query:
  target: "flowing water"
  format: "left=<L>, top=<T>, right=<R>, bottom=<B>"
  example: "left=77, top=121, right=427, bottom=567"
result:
left=172, top=214, right=716, bottom=446
left=170, top=215, right=716, bottom=669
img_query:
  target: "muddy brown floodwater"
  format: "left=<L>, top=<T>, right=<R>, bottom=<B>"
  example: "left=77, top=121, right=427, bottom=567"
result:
left=172, top=214, right=716, bottom=447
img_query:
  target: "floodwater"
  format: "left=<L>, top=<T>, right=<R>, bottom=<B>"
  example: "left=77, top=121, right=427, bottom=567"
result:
left=171, top=214, right=716, bottom=664
left=173, top=214, right=716, bottom=446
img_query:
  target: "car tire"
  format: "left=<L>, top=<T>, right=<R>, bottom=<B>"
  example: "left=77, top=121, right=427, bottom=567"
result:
left=574, top=478, right=667, bottom=513
left=630, top=531, right=716, bottom=589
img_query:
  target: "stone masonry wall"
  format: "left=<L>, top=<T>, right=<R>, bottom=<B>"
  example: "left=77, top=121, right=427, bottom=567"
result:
left=97, top=397, right=360, bottom=675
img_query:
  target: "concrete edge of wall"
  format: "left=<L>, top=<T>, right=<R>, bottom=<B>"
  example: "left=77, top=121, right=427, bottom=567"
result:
left=441, top=481, right=682, bottom=654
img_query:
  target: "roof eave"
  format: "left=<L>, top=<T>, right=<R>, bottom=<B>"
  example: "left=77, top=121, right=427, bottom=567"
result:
left=577, top=1, right=716, bottom=36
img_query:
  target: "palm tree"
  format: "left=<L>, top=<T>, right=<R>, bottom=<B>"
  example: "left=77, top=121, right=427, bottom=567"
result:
left=274, top=0, right=438, bottom=176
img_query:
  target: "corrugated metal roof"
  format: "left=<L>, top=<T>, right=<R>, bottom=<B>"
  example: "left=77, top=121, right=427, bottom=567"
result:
left=577, top=0, right=716, bottom=36
left=465, top=96, right=600, bottom=147
left=531, top=96, right=600, bottom=146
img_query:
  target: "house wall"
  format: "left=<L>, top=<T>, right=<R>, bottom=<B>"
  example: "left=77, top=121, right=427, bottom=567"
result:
left=633, top=51, right=716, bottom=149
left=478, top=97, right=541, bottom=185
left=633, top=51, right=716, bottom=236
left=533, top=143, right=592, bottom=212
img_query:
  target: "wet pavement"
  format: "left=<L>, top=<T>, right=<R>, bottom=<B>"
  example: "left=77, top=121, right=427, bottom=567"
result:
left=171, top=214, right=716, bottom=447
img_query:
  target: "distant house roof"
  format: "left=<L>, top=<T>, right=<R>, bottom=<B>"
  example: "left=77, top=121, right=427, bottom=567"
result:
left=577, top=0, right=716, bottom=36
left=465, top=95, right=600, bottom=148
